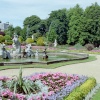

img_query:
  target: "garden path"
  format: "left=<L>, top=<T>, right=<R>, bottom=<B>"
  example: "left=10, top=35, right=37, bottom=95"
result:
left=0, top=54, right=100, bottom=83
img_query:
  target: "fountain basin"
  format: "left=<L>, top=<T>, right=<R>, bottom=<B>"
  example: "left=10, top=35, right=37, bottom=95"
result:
left=0, top=52, right=89, bottom=66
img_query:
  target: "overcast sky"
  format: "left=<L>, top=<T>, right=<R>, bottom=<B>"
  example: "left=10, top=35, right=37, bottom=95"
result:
left=0, top=0, right=100, bottom=28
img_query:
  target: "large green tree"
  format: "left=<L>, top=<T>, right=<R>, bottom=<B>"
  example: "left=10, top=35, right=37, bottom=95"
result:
left=67, top=4, right=84, bottom=45
left=83, top=2, right=100, bottom=46
left=23, top=15, right=41, bottom=37
left=47, top=9, right=68, bottom=44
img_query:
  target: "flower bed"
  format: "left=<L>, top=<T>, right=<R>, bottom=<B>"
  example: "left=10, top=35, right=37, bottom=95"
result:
left=0, top=70, right=89, bottom=100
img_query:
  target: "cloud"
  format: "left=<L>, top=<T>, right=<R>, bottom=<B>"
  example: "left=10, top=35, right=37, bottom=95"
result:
left=0, top=0, right=100, bottom=27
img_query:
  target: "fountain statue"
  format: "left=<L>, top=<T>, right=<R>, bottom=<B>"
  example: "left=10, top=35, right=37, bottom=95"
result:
left=25, top=44, right=34, bottom=57
left=54, top=39, right=57, bottom=47
left=12, top=33, right=21, bottom=54
left=0, top=44, right=2, bottom=58
left=1, top=43, right=11, bottom=59
left=43, top=48, right=48, bottom=59
left=35, top=49, right=39, bottom=58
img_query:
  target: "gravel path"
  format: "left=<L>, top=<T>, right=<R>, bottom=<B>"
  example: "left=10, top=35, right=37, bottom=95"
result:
left=0, top=54, right=100, bottom=83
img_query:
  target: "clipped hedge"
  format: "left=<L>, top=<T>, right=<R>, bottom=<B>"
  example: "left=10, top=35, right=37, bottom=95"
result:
left=37, top=37, right=45, bottom=46
left=26, top=38, right=34, bottom=44
left=64, top=78, right=96, bottom=100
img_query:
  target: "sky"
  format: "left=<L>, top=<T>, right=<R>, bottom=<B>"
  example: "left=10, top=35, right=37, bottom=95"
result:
left=0, top=0, right=100, bottom=28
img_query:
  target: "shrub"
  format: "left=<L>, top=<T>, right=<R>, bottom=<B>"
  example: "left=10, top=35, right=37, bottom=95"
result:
left=64, top=78, right=96, bottom=100
left=37, top=37, right=45, bottom=46
left=4, top=35, right=11, bottom=40
left=33, top=33, right=42, bottom=42
left=26, top=38, right=34, bottom=44
left=18, top=36, right=23, bottom=43
left=0, top=35, right=5, bottom=43
left=4, top=41, right=13, bottom=45
left=74, top=43, right=84, bottom=50
left=85, top=43, right=94, bottom=51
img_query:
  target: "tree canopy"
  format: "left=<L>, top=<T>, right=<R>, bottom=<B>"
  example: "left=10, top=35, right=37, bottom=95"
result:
left=4, top=2, right=100, bottom=46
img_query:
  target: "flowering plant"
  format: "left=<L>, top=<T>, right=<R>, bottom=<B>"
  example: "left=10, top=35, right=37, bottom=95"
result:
left=0, top=70, right=88, bottom=100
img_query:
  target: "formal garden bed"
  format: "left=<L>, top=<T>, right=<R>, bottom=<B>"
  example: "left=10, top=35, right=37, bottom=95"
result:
left=0, top=68, right=98, bottom=100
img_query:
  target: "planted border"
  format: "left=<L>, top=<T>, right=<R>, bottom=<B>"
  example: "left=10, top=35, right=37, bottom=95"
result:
left=64, top=78, right=96, bottom=100
left=0, top=71, right=89, bottom=100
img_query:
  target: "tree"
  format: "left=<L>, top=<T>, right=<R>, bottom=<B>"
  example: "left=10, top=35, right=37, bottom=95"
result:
left=23, top=15, right=41, bottom=36
left=83, top=2, right=100, bottom=46
left=67, top=4, right=84, bottom=45
left=14, top=26, right=22, bottom=36
left=21, top=27, right=27, bottom=41
left=4, top=25, right=14, bottom=37
left=37, top=20, right=48, bottom=35
left=47, top=20, right=58, bottom=42
left=47, top=9, right=68, bottom=44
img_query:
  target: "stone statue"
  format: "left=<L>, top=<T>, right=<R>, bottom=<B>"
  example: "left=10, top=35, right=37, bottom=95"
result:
left=25, top=44, right=34, bottom=57
left=12, top=33, right=21, bottom=54
left=35, top=49, right=39, bottom=57
left=1, top=43, right=11, bottom=59
left=54, top=39, right=57, bottom=47
left=43, top=48, right=48, bottom=59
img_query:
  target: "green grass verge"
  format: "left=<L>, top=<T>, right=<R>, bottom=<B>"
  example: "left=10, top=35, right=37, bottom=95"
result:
left=0, top=56, right=96, bottom=70
left=92, top=89, right=100, bottom=100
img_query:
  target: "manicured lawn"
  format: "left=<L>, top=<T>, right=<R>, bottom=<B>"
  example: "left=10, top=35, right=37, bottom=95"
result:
left=92, top=89, right=100, bottom=100
left=0, top=56, right=96, bottom=70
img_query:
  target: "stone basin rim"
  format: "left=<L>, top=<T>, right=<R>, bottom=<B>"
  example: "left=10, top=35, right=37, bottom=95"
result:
left=0, top=52, right=89, bottom=66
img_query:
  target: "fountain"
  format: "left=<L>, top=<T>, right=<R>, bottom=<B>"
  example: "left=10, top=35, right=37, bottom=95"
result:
left=0, top=34, right=89, bottom=66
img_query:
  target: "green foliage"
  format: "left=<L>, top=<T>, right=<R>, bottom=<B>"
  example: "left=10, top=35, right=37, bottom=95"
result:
left=83, top=2, right=100, bottom=46
left=4, top=35, right=11, bottom=40
left=67, top=4, right=84, bottom=45
left=26, top=38, right=34, bottom=44
left=92, top=89, right=100, bottom=100
left=47, top=9, right=68, bottom=44
left=37, top=37, right=45, bottom=46
left=23, top=15, right=41, bottom=35
left=9, top=2, right=100, bottom=46
left=33, top=33, right=42, bottom=42
left=0, top=35, right=5, bottom=43
left=4, top=41, right=13, bottom=45
left=48, top=28, right=57, bottom=42
left=14, top=26, right=22, bottom=36
left=38, top=20, right=48, bottom=35
left=4, top=25, right=14, bottom=37
left=85, top=43, right=94, bottom=51
left=18, top=36, right=23, bottom=43
left=64, top=78, right=96, bottom=100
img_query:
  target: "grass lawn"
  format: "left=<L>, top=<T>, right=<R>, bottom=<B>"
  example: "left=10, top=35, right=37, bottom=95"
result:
left=92, top=89, right=100, bottom=100
left=0, top=56, right=96, bottom=70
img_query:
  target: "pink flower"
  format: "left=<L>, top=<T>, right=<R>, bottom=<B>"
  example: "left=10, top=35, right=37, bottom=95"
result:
left=16, top=94, right=26, bottom=100
left=48, top=91, right=54, bottom=96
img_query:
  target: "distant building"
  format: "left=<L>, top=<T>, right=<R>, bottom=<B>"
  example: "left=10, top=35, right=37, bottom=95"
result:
left=0, top=22, right=9, bottom=31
